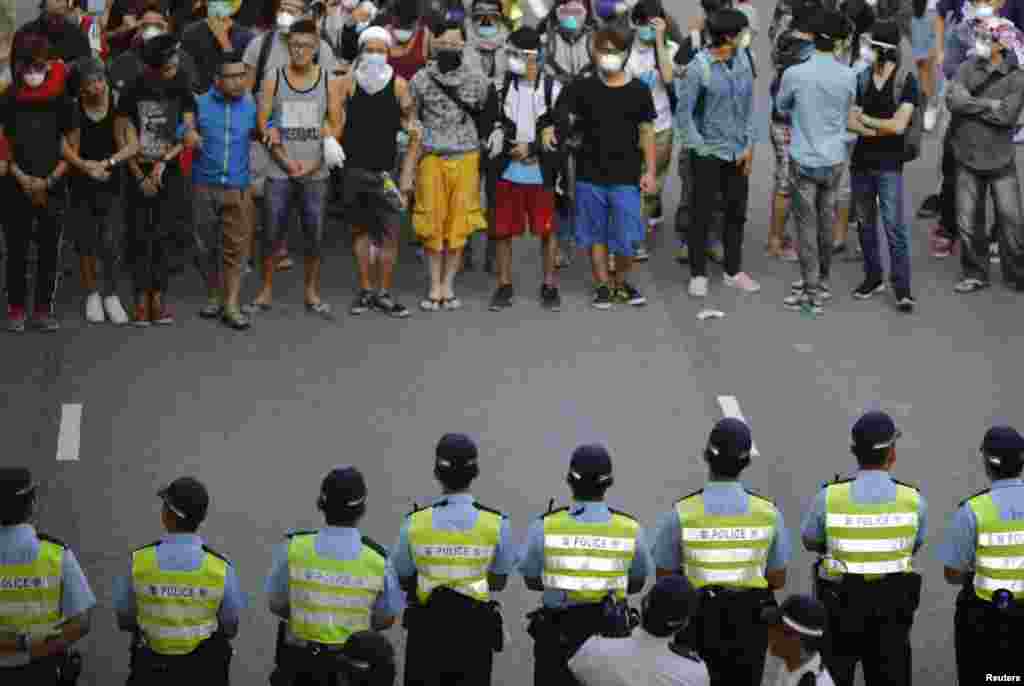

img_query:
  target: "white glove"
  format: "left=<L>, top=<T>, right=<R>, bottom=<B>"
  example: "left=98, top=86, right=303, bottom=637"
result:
left=487, top=128, right=504, bottom=158
left=323, top=136, right=346, bottom=169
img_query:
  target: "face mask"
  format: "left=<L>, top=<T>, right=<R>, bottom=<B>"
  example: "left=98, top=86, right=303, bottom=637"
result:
left=362, top=51, right=387, bottom=64
left=208, top=1, right=232, bottom=18
left=24, top=71, right=46, bottom=88
left=277, top=11, right=296, bottom=29
left=599, top=53, right=624, bottom=72
left=860, top=44, right=876, bottom=64
left=508, top=55, right=526, bottom=74
left=976, top=4, right=995, bottom=17
left=355, top=20, right=370, bottom=32
left=393, top=27, right=413, bottom=42
left=738, top=30, right=751, bottom=50
left=141, top=26, right=164, bottom=41
left=637, top=25, right=655, bottom=42
left=560, top=16, right=580, bottom=31
left=436, top=48, right=462, bottom=72
left=477, top=23, right=498, bottom=38
left=975, top=37, right=993, bottom=57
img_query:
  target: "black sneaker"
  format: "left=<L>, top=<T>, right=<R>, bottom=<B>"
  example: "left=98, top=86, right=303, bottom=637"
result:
left=372, top=291, right=410, bottom=318
left=592, top=283, right=614, bottom=310
left=852, top=279, right=886, bottom=300
left=617, top=281, right=647, bottom=306
left=489, top=284, right=515, bottom=311
left=350, top=289, right=375, bottom=315
left=895, top=290, right=916, bottom=313
left=540, top=284, right=562, bottom=311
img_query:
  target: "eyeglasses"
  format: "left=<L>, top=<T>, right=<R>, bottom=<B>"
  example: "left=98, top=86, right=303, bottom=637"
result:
left=221, top=70, right=247, bottom=79
left=289, top=42, right=318, bottom=51
left=506, top=48, right=538, bottom=61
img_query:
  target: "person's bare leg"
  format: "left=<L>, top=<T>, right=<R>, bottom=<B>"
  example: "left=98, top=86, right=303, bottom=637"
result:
left=769, top=193, right=790, bottom=254
left=80, top=255, right=97, bottom=293
left=612, top=255, right=633, bottom=287
left=426, top=249, right=443, bottom=302
left=378, top=234, right=398, bottom=292
left=496, top=238, right=514, bottom=288
left=441, top=246, right=463, bottom=300
left=541, top=234, right=558, bottom=286
left=304, top=255, right=322, bottom=305
left=252, top=255, right=275, bottom=305
left=590, top=244, right=610, bottom=285
left=834, top=203, right=851, bottom=246
left=353, top=231, right=373, bottom=291
left=918, top=56, right=935, bottom=109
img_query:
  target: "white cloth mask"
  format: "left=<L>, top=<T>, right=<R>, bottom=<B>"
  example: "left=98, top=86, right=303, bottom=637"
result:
left=276, top=12, right=296, bottom=29
left=599, top=53, right=624, bottom=72
left=508, top=56, right=526, bottom=74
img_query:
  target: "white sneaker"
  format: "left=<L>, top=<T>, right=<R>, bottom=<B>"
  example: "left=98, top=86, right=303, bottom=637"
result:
left=924, top=105, right=938, bottom=132
left=724, top=271, right=761, bottom=293
left=85, top=292, right=105, bottom=323
left=103, top=295, right=129, bottom=325
left=688, top=276, right=709, bottom=297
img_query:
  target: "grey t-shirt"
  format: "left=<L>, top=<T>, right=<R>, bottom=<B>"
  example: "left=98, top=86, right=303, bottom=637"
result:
left=267, top=66, right=329, bottom=181
left=243, top=30, right=340, bottom=89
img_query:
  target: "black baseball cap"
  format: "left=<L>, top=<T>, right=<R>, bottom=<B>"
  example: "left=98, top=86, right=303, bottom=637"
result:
left=158, top=477, right=209, bottom=524
left=708, top=418, right=753, bottom=460
left=435, top=433, right=479, bottom=471
left=981, top=426, right=1024, bottom=468
left=0, top=468, right=36, bottom=498
left=569, top=444, right=613, bottom=484
left=706, top=8, right=748, bottom=37
left=807, top=8, right=848, bottom=40
left=868, top=20, right=901, bottom=48
left=320, top=465, right=368, bottom=508
left=761, top=594, right=827, bottom=637
left=851, top=411, right=902, bottom=451
left=509, top=26, right=541, bottom=50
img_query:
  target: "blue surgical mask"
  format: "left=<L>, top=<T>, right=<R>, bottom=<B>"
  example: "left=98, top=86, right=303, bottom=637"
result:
left=637, top=25, right=655, bottom=42
left=560, top=16, right=579, bottom=31
left=477, top=24, right=498, bottom=38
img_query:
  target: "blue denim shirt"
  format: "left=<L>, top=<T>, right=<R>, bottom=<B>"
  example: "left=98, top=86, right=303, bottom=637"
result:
left=192, top=88, right=259, bottom=189
left=675, top=48, right=757, bottom=161
left=776, top=51, right=856, bottom=168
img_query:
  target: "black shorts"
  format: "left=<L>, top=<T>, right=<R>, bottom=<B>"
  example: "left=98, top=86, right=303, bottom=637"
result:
left=341, top=168, right=404, bottom=243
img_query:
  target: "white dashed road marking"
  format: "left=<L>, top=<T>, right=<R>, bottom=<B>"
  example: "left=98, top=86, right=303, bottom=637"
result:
left=56, top=404, right=82, bottom=462
left=717, top=396, right=760, bottom=457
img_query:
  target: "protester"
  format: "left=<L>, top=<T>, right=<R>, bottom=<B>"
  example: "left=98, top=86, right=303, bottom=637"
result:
left=180, top=0, right=255, bottom=94
left=13, top=0, right=92, bottom=66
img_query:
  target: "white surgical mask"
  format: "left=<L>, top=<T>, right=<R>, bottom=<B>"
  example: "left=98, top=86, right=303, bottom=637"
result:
left=393, top=28, right=413, bottom=42
left=860, top=44, right=876, bottom=64
left=976, top=4, right=995, bottom=17
left=975, top=37, right=993, bottom=57
left=355, top=20, right=370, bottom=32
left=599, top=53, right=624, bottom=72
left=277, top=11, right=296, bottom=28
left=24, top=71, right=45, bottom=88
left=508, top=56, right=526, bottom=74
left=141, top=26, right=164, bottom=41
left=208, top=1, right=232, bottom=18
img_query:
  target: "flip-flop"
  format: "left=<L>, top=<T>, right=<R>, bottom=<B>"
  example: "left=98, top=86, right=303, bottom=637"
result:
left=441, top=297, right=462, bottom=311
left=242, top=302, right=272, bottom=314
left=419, top=298, right=441, bottom=312
left=305, top=302, right=334, bottom=320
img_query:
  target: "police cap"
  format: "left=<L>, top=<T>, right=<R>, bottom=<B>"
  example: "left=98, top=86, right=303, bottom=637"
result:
left=158, top=476, right=209, bottom=524
left=435, top=433, right=478, bottom=471
left=0, top=468, right=36, bottom=498
left=568, top=444, right=613, bottom=484
left=707, top=418, right=753, bottom=461
left=851, top=411, right=901, bottom=451
left=981, top=425, right=1024, bottom=469
left=320, top=465, right=368, bottom=509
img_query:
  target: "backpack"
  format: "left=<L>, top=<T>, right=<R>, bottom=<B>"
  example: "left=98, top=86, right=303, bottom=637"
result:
left=856, top=65, right=923, bottom=162
left=255, top=30, right=320, bottom=95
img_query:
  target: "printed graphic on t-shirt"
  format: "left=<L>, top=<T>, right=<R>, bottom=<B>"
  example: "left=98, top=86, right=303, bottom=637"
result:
left=138, top=100, right=173, bottom=159
left=281, top=100, right=321, bottom=142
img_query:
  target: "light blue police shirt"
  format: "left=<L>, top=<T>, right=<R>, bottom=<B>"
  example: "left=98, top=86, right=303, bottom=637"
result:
left=112, top=534, right=247, bottom=631
left=651, top=481, right=793, bottom=573
left=391, top=493, right=517, bottom=581
left=264, top=526, right=405, bottom=622
left=937, top=479, right=1024, bottom=571
left=801, top=470, right=929, bottom=553
left=776, top=51, right=857, bottom=168
left=517, top=500, right=652, bottom=609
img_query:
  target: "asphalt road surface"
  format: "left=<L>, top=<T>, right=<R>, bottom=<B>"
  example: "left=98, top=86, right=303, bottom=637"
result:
left=5, top=1, right=1024, bottom=684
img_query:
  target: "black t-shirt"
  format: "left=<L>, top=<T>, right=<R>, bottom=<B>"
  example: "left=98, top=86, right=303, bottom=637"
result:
left=0, top=93, right=79, bottom=178
left=555, top=75, right=656, bottom=186
left=115, top=71, right=196, bottom=162
left=852, top=69, right=919, bottom=171
left=73, top=100, right=121, bottom=191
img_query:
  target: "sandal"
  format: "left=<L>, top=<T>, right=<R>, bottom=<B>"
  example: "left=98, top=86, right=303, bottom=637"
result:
left=305, top=302, right=334, bottom=320
left=441, top=297, right=462, bottom=311
left=419, top=297, right=441, bottom=312
left=242, top=302, right=273, bottom=314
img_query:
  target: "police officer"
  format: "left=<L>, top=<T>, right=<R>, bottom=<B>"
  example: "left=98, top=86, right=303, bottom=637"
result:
left=0, top=467, right=95, bottom=686
left=651, top=418, right=793, bottom=686
left=266, top=465, right=404, bottom=686
left=801, top=411, right=926, bottom=686
left=113, top=476, right=245, bottom=685
left=518, top=443, right=652, bottom=686
left=938, top=425, right=1024, bottom=685
left=392, top=433, right=516, bottom=686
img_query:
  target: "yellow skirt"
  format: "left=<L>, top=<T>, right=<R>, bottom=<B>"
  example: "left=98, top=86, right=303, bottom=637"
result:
left=413, top=151, right=487, bottom=251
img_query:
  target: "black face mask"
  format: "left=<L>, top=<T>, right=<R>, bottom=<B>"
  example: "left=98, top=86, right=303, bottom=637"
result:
left=436, top=48, right=462, bottom=72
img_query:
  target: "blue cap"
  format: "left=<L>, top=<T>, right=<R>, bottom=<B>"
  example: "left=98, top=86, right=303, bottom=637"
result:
left=569, top=444, right=613, bottom=483
left=851, top=411, right=901, bottom=450
left=646, top=575, right=699, bottom=625
left=982, top=426, right=1024, bottom=466
left=761, top=594, right=827, bottom=637
left=320, top=465, right=367, bottom=508
left=435, top=433, right=478, bottom=470
left=708, top=418, right=753, bottom=460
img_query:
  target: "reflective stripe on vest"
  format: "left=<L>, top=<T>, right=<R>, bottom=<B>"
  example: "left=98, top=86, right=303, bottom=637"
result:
left=0, top=540, right=63, bottom=637
left=676, top=493, right=776, bottom=590
left=131, top=547, right=227, bottom=656
left=823, top=482, right=919, bottom=581
left=542, top=510, right=637, bottom=603
left=969, top=493, right=1024, bottom=602
left=408, top=507, right=501, bottom=604
left=287, top=535, right=385, bottom=645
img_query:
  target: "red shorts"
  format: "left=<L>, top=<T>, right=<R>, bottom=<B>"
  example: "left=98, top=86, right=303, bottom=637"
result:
left=493, top=179, right=555, bottom=239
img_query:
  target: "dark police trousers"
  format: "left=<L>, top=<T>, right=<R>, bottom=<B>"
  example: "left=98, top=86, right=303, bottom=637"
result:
left=815, top=571, right=922, bottom=686
left=690, top=586, right=775, bottom=686
left=404, top=587, right=503, bottom=686
left=529, top=603, right=609, bottom=686
left=955, top=582, right=1024, bottom=685
left=127, top=632, right=232, bottom=686
left=270, top=631, right=360, bottom=686
left=0, top=657, right=60, bottom=686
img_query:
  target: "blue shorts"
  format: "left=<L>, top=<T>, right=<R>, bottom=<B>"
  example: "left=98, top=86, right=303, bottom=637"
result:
left=574, top=181, right=645, bottom=256
left=911, top=11, right=936, bottom=61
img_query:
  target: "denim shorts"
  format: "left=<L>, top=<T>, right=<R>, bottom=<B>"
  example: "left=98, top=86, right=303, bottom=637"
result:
left=911, top=10, right=937, bottom=60
left=263, top=178, right=329, bottom=257
left=574, top=181, right=645, bottom=256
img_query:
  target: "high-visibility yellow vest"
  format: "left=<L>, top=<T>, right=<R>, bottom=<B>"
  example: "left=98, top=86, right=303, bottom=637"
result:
left=0, top=537, right=64, bottom=638
left=542, top=507, right=638, bottom=603
left=676, top=490, right=777, bottom=589
left=131, top=545, right=227, bottom=655
left=968, top=491, right=1024, bottom=601
left=822, top=480, right=919, bottom=581
left=287, top=533, right=386, bottom=645
left=408, top=505, right=502, bottom=604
